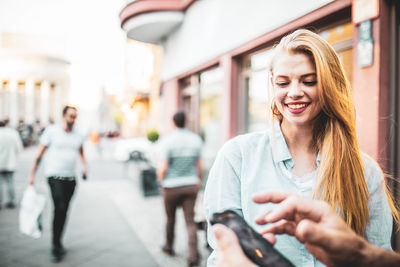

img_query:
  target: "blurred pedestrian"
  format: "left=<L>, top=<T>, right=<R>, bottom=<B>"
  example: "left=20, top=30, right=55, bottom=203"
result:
left=28, top=105, right=88, bottom=262
left=157, top=110, right=203, bottom=267
left=0, top=119, right=23, bottom=209
left=33, top=119, right=44, bottom=144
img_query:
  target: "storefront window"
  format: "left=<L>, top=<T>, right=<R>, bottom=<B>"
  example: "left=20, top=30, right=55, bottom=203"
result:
left=242, top=48, right=274, bottom=133
left=199, top=67, right=223, bottom=172
left=178, top=67, right=223, bottom=181
left=320, top=21, right=354, bottom=84
left=180, top=76, right=199, bottom=133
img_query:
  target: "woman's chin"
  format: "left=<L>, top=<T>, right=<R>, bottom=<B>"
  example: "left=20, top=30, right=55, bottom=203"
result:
left=282, top=116, right=314, bottom=128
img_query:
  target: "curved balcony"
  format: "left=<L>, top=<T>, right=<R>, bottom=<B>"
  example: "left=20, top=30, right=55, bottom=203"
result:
left=120, top=0, right=196, bottom=44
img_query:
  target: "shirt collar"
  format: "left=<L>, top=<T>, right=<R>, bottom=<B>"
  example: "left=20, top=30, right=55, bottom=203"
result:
left=270, top=120, right=292, bottom=164
left=270, top=120, right=321, bottom=167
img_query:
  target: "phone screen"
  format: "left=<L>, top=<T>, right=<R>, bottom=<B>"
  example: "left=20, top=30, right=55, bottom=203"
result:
left=210, top=210, right=294, bottom=267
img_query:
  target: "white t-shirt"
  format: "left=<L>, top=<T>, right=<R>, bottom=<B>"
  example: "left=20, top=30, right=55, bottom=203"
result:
left=40, top=125, right=85, bottom=178
left=0, top=127, right=23, bottom=171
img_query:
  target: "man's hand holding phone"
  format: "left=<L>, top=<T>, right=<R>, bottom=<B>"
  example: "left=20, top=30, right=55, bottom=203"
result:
left=211, top=210, right=294, bottom=267
left=213, top=224, right=257, bottom=267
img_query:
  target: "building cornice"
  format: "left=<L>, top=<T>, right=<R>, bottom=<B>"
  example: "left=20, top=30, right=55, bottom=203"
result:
left=120, top=0, right=196, bottom=27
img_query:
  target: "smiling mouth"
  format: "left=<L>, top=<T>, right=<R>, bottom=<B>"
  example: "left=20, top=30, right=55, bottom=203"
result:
left=286, top=103, right=309, bottom=109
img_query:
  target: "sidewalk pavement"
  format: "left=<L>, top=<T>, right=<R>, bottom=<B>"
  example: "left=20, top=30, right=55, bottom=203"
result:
left=0, top=145, right=211, bottom=267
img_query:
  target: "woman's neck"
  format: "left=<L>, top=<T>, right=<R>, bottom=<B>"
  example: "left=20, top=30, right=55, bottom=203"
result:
left=280, top=120, right=314, bottom=152
left=280, top=120, right=318, bottom=176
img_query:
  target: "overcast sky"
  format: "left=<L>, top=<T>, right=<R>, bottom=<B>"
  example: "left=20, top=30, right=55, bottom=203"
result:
left=0, top=0, right=128, bottom=109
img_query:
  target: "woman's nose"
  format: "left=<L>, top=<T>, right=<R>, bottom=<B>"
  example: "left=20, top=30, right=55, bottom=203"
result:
left=287, top=81, right=304, bottom=98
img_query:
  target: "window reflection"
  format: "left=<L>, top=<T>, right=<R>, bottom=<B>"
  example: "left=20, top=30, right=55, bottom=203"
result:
left=243, top=48, right=274, bottom=133
left=199, top=67, right=223, bottom=172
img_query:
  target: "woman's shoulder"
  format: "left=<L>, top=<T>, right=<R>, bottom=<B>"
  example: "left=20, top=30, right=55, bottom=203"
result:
left=221, top=129, right=272, bottom=154
left=361, top=152, right=382, bottom=175
left=360, top=152, right=385, bottom=193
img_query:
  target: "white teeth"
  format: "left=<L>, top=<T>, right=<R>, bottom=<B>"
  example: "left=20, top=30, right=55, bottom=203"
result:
left=287, top=103, right=307, bottom=109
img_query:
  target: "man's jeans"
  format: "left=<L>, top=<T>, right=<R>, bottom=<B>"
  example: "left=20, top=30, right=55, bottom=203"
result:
left=48, top=177, right=76, bottom=248
left=0, top=171, right=15, bottom=206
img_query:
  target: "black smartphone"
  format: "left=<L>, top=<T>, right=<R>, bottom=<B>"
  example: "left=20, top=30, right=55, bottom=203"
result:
left=210, top=209, right=294, bottom=267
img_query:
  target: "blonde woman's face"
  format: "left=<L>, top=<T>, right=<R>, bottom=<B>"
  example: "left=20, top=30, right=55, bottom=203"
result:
left=271, top=52, right=321, bottom=127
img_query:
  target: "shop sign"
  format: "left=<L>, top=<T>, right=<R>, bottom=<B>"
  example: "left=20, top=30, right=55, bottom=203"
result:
left=359, top=20, right=372, bottom=41
left=352, top=0, right=379, bottom=24
left=357, top=20, right=374, bottom=67
left=357, top=40, right=373, bottom=67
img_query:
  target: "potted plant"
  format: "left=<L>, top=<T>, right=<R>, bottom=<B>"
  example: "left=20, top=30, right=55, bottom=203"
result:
left=146, top=129, right=159, bottom=143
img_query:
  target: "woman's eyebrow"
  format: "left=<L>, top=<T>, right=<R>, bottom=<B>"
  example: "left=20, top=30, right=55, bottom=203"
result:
left=273, top=73, right=316, bottom=79
left=274, top=74, right=289, bottom=79
left=301, top=73, right=316, bottom=78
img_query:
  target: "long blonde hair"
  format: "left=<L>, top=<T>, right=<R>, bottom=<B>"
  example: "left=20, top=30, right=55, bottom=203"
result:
left=269, top=29, right=399, bottom=235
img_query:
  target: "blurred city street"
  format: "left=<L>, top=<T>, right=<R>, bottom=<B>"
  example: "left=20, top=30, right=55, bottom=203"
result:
left=0, top=143, right=210, bottom=267
left=1, top=1, right=400, bottom=265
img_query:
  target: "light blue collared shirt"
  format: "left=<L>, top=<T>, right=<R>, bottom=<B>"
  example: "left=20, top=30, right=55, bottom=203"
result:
left=204, top=122, right=392, bottom=267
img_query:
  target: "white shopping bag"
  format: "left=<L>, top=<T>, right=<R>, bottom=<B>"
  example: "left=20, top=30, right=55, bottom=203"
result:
left=19, top=185, right=46, bottom=238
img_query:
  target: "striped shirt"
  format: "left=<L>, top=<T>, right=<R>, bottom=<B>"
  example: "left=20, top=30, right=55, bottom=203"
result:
left=161, top=128, right=202, bottom=188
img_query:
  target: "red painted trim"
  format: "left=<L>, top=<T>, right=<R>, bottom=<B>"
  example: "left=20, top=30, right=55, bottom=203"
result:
left=377, top=0, right=390, bottom=171
left=175, top=59, right=220, bottom=80
left=160, top=78, right=180, bottom=135
left=220, top=55, right=239, bottom=141
left=120, top=0, right=196, bottom=27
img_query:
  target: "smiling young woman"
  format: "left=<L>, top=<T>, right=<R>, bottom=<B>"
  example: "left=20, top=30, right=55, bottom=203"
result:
left=204, top=29, right=399, bottom=267
left=270, top=29, right=399, bottom=236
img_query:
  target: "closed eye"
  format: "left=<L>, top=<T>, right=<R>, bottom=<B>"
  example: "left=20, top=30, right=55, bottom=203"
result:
left=303, top=81, right=317, bottom=86
left=275, top=82, right=289, bottom=87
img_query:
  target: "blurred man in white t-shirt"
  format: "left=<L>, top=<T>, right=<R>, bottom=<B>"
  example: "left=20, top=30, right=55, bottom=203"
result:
left=28, top=105, right=87, bottom=262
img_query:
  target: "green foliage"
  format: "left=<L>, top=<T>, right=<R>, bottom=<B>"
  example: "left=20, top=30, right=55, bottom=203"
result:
left=147, top=130, right=159, bottom=143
